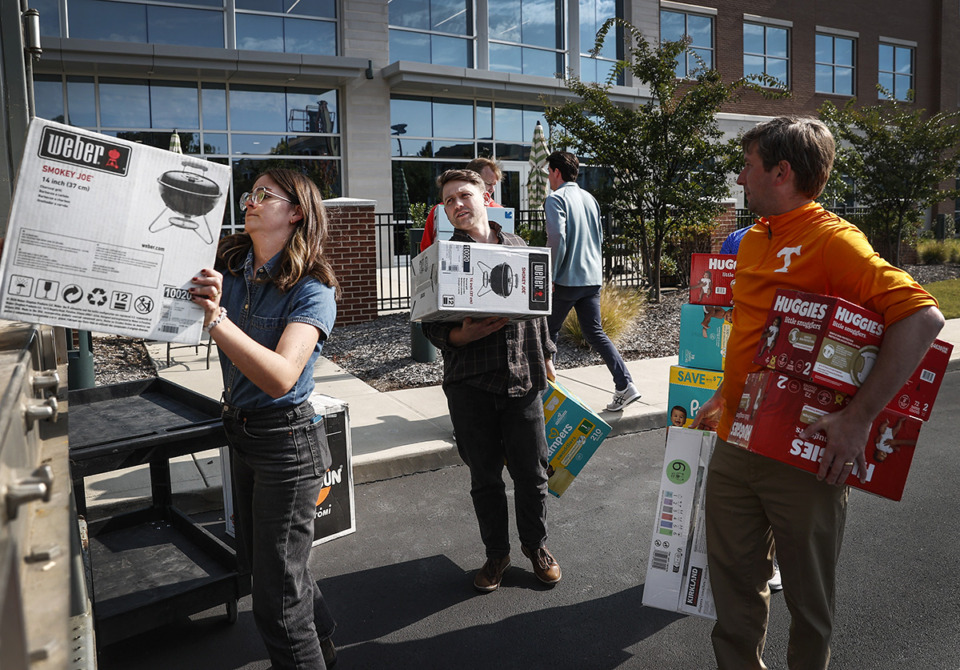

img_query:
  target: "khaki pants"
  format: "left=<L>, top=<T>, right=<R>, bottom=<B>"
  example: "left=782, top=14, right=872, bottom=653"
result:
left=706, top=440, right=848, bottom=670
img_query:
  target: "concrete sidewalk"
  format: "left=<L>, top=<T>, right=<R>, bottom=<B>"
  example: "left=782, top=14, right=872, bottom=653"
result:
left=78, top=319, right=960, bottom=513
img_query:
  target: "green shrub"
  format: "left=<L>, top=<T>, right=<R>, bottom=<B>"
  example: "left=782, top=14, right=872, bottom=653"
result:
left=946, top=238, right=960, bottom=264
left=917, top=239, right=948, bottom=265
left=562, top=283, right=645, bottom=347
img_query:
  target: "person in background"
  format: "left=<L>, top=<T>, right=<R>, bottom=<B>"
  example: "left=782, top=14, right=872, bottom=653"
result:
left=419, top=158, right=503, bottom=253
left=191, top=168, right=340, bottom=669
left=422, top=169, right=562, bottom=593
left=693, top=117, right=943, bottom=670
left=544, top=151, right=641, bottom=412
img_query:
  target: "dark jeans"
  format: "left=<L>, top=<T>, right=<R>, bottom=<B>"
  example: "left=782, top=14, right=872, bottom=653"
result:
left=445, top=383, right=549, bottom=558
left=223, top=400, right=335, bottom=670
left=548, top=283, right=633, bottom=390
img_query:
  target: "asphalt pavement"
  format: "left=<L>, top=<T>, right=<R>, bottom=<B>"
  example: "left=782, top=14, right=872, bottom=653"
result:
left=96, top=368, right=960, bottom=670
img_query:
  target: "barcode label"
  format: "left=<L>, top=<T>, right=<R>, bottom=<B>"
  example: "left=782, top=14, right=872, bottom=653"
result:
left=159, top=324, right=180, bottom=334
left=920, top=369, right=936, bottom=383
left=651, top=550, right=670, bottom=571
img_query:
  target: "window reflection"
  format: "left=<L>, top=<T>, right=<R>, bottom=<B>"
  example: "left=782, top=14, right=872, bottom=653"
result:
left=230, top=86, right=287, bottom=131
left=68, top=0, right=223, bottom=47
left=100, top=78, right=151, bottom=128
left=147, top=6, right=223, bottom=48
left=203, top=133, right=229, bottom=154
left=66, top=77, right=97, bottom=128
left=150, top=82, right=200, bottom=129
left=236, top=0, right=336, bottom=17
left=202, top=84, right=227, bottom=130
left=237, top=14, right=336, bottom=55
left=70, top=0, right=147, bottom=42
left=34, top=76, right=65, bottom=123
left=32, top=0, right=60, bottom=37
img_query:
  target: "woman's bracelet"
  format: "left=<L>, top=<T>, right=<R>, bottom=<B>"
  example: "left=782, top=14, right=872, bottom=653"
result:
left=205, top=306, right=227, bottom=333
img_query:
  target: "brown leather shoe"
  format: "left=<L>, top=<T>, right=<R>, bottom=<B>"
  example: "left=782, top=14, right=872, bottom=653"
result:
left=522, top=545, right=562, bottom=585
left=473, top=555, right=511, bottom=592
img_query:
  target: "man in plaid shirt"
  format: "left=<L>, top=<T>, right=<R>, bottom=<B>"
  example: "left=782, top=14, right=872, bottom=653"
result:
left=422, top=169, right=562, bottom=593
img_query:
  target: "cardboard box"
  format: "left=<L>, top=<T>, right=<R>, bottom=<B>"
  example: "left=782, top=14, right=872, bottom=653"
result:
left=0, top=118, right=231, bottom=343
left=689, top=253, right=736, bottom=306
left=432, top=205, right=516, bottom=236
left=542, top=380, right=612, bottom=497
left=642, top=427, right=716, bottom=619
left=727, top=371, right=923, bottom=501
left=222, top=393, right=357, bottom=545
left=679, top=303, right=732, bottom=372
left=755, top=289, right=952, bottom=420
left=667, top=365, right=724, bottom=429
left=409, top=240, right=551, bottom=322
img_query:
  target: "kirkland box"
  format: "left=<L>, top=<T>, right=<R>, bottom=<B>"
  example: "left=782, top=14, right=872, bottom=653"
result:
left=542, top=380, right=612, bottom=497
left=222, top=393, right=356, bottom=545
left=0, top=118, right=230, bottom=344
left=688, top=253, right=737, bottom=307
left=642, top=427, right=716, bottom=619
left=755, top=289, right=952, bottom=420
left=727, top=371, right=923, bottom=501
left=410, top=240, right=551, bottom=322
left=679, top=303, right=732, bottom=372
left=667, top=365, right=724, bottom=429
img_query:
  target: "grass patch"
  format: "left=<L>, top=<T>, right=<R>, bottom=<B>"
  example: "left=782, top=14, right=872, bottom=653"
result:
left=562, top=283, right=645, bottom=347
left=923, top=278, right=960, bottom=319
left=917, top=239, right=960, bottom=264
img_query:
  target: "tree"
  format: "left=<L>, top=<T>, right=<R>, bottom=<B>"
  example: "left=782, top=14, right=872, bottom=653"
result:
left=544, top=19, right=781, bottom=301
left=819, top=94, right=960, bottom=266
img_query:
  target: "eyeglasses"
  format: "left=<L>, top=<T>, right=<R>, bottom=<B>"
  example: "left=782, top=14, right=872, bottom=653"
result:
left=239, top=186, right=296, bottom=211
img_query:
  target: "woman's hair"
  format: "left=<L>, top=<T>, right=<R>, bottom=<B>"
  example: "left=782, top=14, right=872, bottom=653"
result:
left=218, top=168, right=340, bottom=297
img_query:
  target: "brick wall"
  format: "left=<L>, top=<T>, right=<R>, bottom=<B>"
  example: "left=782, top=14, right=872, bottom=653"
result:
left=709, top=200, right=741, bottom=252
left=325, top=198, right=378, bottom=325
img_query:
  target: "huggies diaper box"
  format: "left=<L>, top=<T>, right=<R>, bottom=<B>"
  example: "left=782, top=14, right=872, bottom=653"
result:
left=688, top=253, right=736, bottom=307
left=410, top=241, right=551, bottom=322
left=754, top=289, right=952, bottom=420
left=542, top=380, right=611, bottom=497
left=667, top=365, right=724, bottom=429
left=726, top=370, right=922, bottom=501
left=642, top=427, right=717, bottom=619
left=679, top=303, right=732, bottom=372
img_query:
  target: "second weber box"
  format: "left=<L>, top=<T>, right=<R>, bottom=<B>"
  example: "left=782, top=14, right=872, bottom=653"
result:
left=542, top=380, right=611, bottom=497
left=727, top=370, right=923, bottom=501
left=410, top=240, right=551, bottom=322
left=642, top=427, right=716, bottom=619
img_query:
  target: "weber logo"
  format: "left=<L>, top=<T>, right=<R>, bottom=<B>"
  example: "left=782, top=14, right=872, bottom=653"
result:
left=163, top=286, right=192, bottom=301
left=531, top=259, right=548, bottom=304
left=39, top=127, right=131, bottom=176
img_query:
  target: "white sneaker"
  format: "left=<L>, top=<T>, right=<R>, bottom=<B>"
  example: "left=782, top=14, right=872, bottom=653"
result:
left=606, top=382, right=641, bottom=412
left=768, top=558, right=783, bottom=592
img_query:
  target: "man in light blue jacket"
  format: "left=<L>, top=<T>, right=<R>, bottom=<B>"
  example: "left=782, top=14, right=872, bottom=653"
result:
left=544, top=151, right=641, bottom=411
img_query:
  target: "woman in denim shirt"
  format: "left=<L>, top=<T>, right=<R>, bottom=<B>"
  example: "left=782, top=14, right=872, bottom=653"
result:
left=191, top=168, right=340, bottom=669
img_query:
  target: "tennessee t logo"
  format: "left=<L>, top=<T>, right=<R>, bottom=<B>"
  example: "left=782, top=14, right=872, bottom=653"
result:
left=775, top=245, right=802, bottom=273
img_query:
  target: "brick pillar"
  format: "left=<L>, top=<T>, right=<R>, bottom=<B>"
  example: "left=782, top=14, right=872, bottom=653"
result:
left=324, top=198, right=378, bottom=325
left=709, top=199, right=740, bottom=253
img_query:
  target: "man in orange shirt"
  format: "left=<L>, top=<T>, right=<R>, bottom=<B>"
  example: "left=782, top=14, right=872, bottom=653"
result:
left=694, top=117, right=943, bottom=670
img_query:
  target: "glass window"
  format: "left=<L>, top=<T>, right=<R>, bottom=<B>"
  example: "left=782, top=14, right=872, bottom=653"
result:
left=202, top=84, right=227, bottom=130
left=202, top=133, right=229, bottom=154
left=32, top=0, right=60, bottom=37
left=70, top=0, right=147, bottom=42
left=99, top=78, right=150, bottom=128
left=661, top=9, right=714, bottom=78
left=389, top=0, right=473, bottom=66
left=150, top=81, right=200, bottom=129
left=236, top=14, right=336, bottom=55
left=287, top=90, right=338, bottom=133
left=66, top=77, right=97, bottom=127
left=489, top=0, right=562, bottom=77
left=34, top=75, right=65, bottom=123
left=146, top=6, right=223, bottom=48
left=878, top=43, right=914, bottom=101
left=229, top=86, right=287, bottom=131
left=743, top=22, right=789, bottom=88
left=433, top=100, right=474, bottom=139
left=236, top=0, right=335, bottom=17
left=815, top=33, right=855, bottom=95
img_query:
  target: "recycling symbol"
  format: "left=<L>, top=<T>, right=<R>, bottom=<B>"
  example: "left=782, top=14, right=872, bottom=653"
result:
left=88, top=288, right=107, bottom=306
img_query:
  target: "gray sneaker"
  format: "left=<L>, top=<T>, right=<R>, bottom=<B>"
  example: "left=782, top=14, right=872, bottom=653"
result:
left=606, top=382, right=641, bottom=412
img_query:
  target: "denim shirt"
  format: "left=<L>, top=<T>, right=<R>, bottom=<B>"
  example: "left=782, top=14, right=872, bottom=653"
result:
left=218, top=248, right=336, bottom=409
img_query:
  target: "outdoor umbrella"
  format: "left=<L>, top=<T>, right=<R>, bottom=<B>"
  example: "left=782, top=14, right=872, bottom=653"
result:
left=526, top=121, right=550, bottom=213
left=169, top=129, right=182, bottom=154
